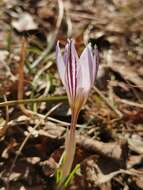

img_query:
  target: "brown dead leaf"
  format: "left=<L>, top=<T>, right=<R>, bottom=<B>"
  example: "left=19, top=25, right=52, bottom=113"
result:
left=128, top=135, right=143, bottom=154
left=123, top=110, right=143, bottom=124
left=40, top=157, right=57, bottom=177
left=134, top=176, right=143, bottom=189
left=107, top=63, right=143, bottom=91
left=12, top=12, right=37, bottom=32
left=81, top=155, right=140, bottom=188
left=77, top=135, right=128, bottom=167
left=127, top=155, right=143, bottom=169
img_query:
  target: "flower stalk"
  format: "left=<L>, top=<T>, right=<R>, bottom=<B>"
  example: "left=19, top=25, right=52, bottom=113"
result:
left=61, top=110, right=78, bottom=180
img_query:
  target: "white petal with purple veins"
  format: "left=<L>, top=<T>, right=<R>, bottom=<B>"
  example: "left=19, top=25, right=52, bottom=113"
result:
left=56, top=40, right=99, bottom=109
left=56, top=41, right=66, bottom=86
left=65, top=40, right=79, bottom=100
left=77, top=43, right=93, bottom=92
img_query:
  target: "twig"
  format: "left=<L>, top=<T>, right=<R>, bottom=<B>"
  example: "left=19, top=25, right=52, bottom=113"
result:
left=31, top=0, right=64, bottom=68
left=17, top=38, right=32, bottom=116
left=3, top=95, right=9, bottom=123
left=94, top=86, right=123, bottom=118
left=65, top=8, right=72, bottom=37
left=32, top=61, right=53, bottom=86
left=116, top=97, right=143, bottom=108
left=46, top=103, right=62, bottom=116
left=0, top=55, right=16, bottom=82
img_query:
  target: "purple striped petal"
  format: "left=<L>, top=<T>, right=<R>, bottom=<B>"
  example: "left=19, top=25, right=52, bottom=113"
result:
left=56, top=40, right=99, bottom=109
left=56, top=41, right=66, bottom=86
left=64, top=40, right=69, bottom=65
left=65, top=40, right=79, bottom=101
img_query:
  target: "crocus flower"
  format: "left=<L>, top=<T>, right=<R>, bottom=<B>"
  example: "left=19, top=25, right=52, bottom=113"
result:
left=56, top=39, right=98, bottom=112
left=56, top=39, right=99, bottom=183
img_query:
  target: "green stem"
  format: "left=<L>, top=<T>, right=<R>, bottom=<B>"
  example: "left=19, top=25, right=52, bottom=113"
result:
left=0, top=96, right=67, bottom=107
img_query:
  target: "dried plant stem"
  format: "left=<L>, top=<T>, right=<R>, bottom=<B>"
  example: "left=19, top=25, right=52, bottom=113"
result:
left=17, top=38, right=32, bottom=117
left=3, top=95, right=9, bottom=123
left=31, top=0, right=64, bottom=68
left=94, top=86, right=123, bottom=118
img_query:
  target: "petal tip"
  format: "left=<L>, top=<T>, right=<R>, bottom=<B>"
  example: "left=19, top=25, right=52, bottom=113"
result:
left=56, top=40, right=60, bottom=47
